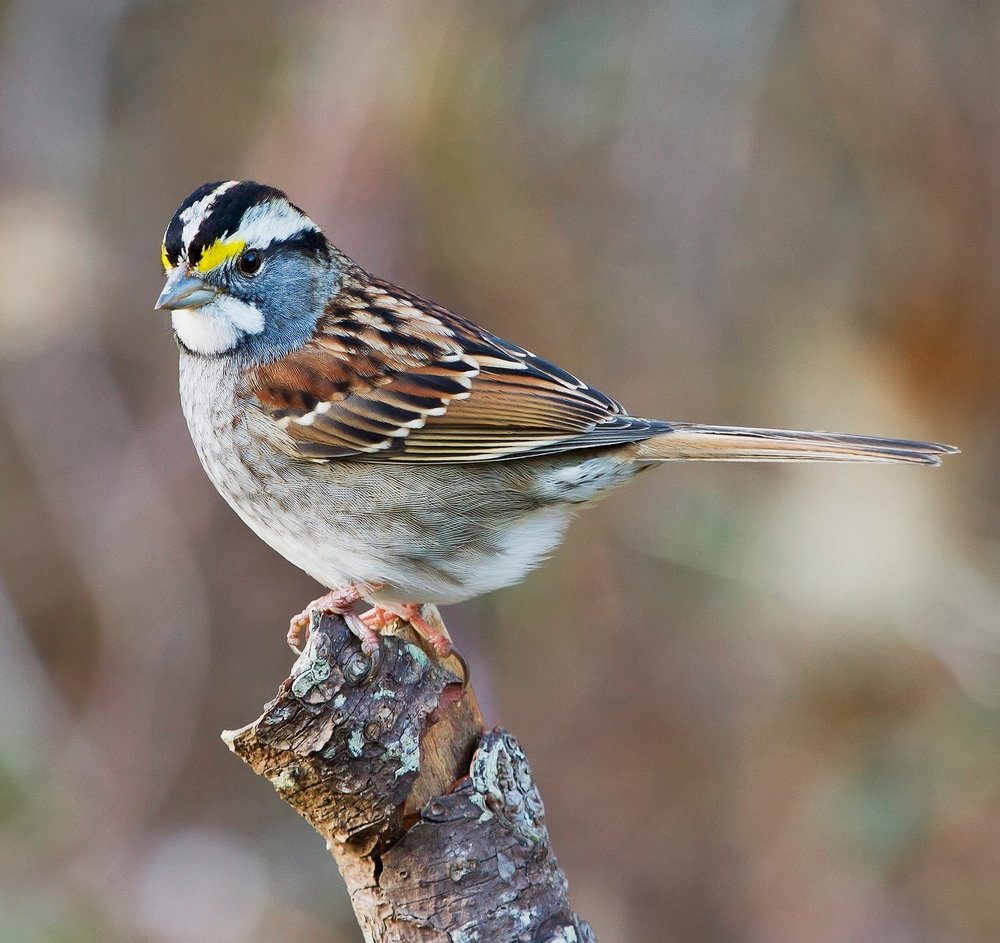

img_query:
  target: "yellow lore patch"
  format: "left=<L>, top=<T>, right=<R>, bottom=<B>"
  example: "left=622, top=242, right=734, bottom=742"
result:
left=161, top=244, right=171, bottom=271
left=194, top=238, right=247, bottom=274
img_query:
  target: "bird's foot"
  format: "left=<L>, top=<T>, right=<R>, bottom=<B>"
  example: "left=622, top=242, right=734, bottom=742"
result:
left=360, top=603, right=468, bottom=686
left=360, top=603, right=451, bottom=657
left=403, top=603, right=454, bottom=659
left=358, top=605, right=400, bottom=634
left=287, top=586, right=379, bottom=654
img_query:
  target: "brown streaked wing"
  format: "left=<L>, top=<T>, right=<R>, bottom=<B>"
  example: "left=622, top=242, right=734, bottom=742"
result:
left=245, top=269, right=670, bottom=462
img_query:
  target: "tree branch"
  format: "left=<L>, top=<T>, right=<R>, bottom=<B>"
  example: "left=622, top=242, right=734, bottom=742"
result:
left=222, top=614, right=594, bottom=942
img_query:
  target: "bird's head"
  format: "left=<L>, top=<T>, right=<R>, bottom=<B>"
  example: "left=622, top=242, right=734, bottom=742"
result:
left=157, top=181, right=336, bottom=360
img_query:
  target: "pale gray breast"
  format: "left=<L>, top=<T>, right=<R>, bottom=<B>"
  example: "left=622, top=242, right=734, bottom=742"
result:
left=175, top=352, right=630, bottom=603
left=178, top=355, right=259, bottom=505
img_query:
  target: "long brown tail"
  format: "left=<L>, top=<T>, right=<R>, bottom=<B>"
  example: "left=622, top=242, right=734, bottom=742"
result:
left=634, top=423, right=959, bottom=466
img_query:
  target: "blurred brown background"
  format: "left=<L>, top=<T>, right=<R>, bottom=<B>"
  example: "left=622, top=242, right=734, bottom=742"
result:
left=0, top=2, right=997, bottom=941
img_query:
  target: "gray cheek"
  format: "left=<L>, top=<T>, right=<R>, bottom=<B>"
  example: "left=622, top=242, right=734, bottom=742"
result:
left=236, top=262, right=334, bottom=363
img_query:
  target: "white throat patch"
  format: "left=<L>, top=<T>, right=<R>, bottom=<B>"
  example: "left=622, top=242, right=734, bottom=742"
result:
left=172, top=295, right=265, bottom=356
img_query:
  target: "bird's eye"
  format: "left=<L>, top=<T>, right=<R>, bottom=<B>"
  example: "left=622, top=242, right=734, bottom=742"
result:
left=237, top=248, right=262, bottom=275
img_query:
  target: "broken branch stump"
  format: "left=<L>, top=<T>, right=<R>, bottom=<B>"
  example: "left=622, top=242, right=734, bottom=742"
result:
left=222, top=614, right=594, bottom=942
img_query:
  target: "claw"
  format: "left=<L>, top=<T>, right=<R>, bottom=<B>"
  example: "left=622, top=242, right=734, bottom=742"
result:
left=347, top=612, right=383, bottom=655
left=287, top=611, right=311, bottom=653
left=285, top=586, right=365, bottom=653
left=365, top=603, right=469, bottom=686
left=398, top=603, right=453, bottom=658
left=449, top=646, right=471, bottom=689
left=292, top=594, right=468, bottom=685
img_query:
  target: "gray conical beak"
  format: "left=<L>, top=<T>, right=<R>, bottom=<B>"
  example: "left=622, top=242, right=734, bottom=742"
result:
left=155, top=267, right=218, bottom=310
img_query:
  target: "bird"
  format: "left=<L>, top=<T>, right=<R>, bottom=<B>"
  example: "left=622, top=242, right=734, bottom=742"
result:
left=156, top=180, right=958, bottom=660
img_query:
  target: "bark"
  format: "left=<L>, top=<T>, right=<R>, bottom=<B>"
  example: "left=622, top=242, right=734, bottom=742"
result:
left=222, top=613, right=594, bottom=943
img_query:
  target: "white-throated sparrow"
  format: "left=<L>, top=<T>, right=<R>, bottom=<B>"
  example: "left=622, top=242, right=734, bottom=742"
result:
left=156, top=181, right=957, bottom=657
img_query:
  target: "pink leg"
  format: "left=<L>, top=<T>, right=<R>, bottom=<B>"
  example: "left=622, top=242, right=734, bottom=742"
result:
left=358, top=605, right=399, bottom=633
left=360, top=603, right=453, bottom=658
left=401, top=604, right=453, bottom=658
left=359, top=603, right=467, bottom=684
left=287, top=586, right=380, bottom=654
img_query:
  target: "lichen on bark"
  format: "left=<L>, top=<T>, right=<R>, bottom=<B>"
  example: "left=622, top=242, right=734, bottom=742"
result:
left=223, top=614, right=593, bottom=942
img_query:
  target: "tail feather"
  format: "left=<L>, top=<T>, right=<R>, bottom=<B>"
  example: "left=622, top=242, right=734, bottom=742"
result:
left=634, top=423, right=959, bottom=467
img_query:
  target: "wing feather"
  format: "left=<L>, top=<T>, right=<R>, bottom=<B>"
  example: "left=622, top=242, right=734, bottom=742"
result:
left=245, top=268, right=664, bottom=462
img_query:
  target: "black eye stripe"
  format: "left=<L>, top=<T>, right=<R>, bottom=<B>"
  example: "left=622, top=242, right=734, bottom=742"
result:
left=280, top=229, right=329, bottom=259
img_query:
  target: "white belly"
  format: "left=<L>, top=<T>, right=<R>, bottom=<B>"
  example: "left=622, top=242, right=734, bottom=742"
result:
left=175, top=354, right=647, bottom=607
left=179, top=354, right=576, bottom=604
